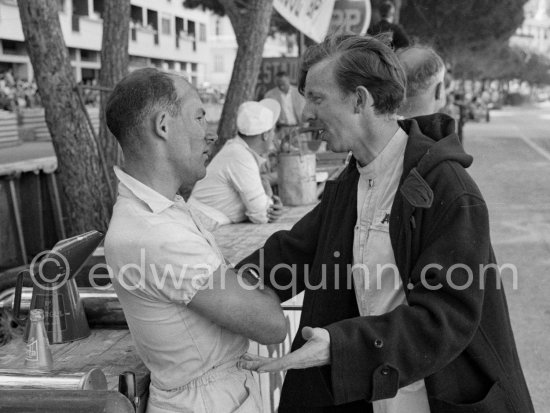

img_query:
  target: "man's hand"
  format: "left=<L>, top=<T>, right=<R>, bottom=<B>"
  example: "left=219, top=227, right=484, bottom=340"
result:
left=268, top=195, right=284, bottom=223
left=238, top=327, right=330, bottom=372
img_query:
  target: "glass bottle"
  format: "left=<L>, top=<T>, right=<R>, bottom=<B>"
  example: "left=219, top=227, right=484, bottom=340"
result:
left=25, top=309, right=53, bottom=371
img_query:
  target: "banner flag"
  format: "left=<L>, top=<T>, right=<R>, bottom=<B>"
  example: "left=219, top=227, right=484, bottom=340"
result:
left=273, top=0, right=336, bottom=43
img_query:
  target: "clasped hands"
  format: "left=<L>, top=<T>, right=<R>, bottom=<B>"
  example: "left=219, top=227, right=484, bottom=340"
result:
left=238, top=326, right=330, bottom=372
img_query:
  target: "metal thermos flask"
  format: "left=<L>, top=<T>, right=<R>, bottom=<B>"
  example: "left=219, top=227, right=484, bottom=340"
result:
left=24, top=309, right=53, bottom=371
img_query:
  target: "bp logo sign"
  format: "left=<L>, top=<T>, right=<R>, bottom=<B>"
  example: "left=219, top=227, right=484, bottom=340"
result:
left=329, top=0, right=372, bottom=35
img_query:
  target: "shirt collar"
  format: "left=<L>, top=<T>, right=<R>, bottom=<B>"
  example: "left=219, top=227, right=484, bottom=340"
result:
left=357, top=127, right=408, bottom=178
left=229, top=136, right=266, bottom=167
left=114, top=166, right=182, bottom=214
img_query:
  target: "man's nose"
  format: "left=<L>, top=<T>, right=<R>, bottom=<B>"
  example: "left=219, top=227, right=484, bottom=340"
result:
left=301, top=103, right=316, bottom=123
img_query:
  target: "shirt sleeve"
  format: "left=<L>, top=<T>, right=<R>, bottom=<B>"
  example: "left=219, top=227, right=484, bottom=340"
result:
left=138, top=221, right=222, bottom=305
left=226, top=153, right=271, bottom=224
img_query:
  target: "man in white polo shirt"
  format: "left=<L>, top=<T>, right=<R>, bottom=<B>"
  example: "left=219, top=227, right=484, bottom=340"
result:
left=104, top=68, right=286, bottom=413
left=190, top=99, right=284, bottom=224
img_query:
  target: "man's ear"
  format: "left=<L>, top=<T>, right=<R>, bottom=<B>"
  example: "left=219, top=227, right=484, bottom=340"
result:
left=355, top=86, right=371, bottom=113
left=435, top=82, right=442, bottom=101
left=154, top=111, right=169, bottom=140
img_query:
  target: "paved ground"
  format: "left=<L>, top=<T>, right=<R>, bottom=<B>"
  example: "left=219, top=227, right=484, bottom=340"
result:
left=463, top=103, right=550, bottom=412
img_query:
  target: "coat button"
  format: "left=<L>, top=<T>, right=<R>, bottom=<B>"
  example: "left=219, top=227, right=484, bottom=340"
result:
left=381, top=367, right=390, bottom=376
left=374, top=339, right=384, bottom=348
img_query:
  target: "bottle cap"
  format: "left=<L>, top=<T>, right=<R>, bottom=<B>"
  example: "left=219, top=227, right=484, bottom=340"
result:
left=29, top=309, right=45, bottom=321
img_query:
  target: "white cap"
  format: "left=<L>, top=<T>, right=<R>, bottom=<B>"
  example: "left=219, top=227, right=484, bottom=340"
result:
left=237, top=98, right=281, bottom=136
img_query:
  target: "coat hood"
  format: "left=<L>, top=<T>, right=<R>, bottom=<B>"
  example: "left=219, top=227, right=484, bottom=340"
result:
left=396, top=113, right=473, bottom=209
left=398, top=113, right=473, bottom=177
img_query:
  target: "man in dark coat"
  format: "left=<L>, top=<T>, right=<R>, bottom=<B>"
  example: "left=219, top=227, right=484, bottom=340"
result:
left=367, top=1, right=410, bottom=50
left=237, top=34, right=533, bottom=413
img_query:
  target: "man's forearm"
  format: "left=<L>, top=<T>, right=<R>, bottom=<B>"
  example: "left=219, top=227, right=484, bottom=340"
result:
left=240, top=267, right=280, bottom=303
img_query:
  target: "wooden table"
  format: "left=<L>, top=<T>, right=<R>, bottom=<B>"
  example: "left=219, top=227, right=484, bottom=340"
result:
left=213, top=203, right=316, bottom=264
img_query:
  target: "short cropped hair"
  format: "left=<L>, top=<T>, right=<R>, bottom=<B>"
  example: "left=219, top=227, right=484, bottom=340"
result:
left=397, top=45, right=445, bottom=98
left=276, top=71, right=289, bottom=78
left=105, top=68, right=184, bottom=144
left=298, top=34, right=406, bottom=114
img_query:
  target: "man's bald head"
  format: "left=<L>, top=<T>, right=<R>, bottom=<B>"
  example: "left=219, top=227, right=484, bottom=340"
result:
left=106, top=68, right=192, bottom=150
left=397, top=45, right=445, bottom=98
left=397, top=45, right=446, bottom=117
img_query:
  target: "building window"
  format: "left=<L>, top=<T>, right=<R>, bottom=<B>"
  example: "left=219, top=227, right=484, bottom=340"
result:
left=199, top=23, right=207, bottom=42
left=214, top=55, right=224, bottom=73
left=161, top=17, right=171, bottom=35
left=72, top=0, right=89, bottom=16
left=187, top=20, right=196, bottom=38
left=191, top=63, right=197, bottom=72
left=2, top=40, right=26, bottom=56
left=151, top=58, right=162, bottom=68
left=215, top=18, right=221, bottom=36
left=129, top=55, right=149, bottom=67
left=80, top=49, right=99, bottom=62
left=93, top=0, right=104, bottom=18
left=130, top=5, right=143, bottom=26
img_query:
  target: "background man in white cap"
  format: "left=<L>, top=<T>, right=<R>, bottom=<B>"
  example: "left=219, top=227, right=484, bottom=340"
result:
left=190, top=98, right=284, bottom=224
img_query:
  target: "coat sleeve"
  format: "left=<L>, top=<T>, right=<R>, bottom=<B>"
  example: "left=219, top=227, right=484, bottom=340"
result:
left=236, top=202, right=324, bottom=302
left=325, top=192, right=491, bottom=403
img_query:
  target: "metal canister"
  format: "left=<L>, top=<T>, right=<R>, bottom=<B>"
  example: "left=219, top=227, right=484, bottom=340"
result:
left=0, top=287, right=127, bottom=327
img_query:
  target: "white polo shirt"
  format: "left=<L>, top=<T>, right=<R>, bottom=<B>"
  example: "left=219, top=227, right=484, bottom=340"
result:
left=190, top=136, right=271, bottom=224
left=352, top=128, right=430, bottom=413
left=105, top=167, right=252, bottom=405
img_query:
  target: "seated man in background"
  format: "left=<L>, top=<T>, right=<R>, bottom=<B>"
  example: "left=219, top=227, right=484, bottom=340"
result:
left=104, top=68, right=286, bottom=413
left=190, top=99, right=284, bottom=225
left=397, top=44, right=447, bottom=118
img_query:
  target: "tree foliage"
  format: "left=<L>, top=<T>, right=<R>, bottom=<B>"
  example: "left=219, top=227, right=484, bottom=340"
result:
left=400, top=0, right=529, bottom=64
left=444, top=40, right=550, bottom=85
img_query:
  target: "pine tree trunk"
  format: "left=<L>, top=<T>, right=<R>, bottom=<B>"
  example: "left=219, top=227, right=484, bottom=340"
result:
left=18, top=0, right=111, bottom=236
left=98, top=0, right=130, bottom=189
left=215, top=0, right=274, bottom=148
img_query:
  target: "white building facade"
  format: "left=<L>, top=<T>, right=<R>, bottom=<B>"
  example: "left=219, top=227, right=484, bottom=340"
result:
left=206, top=14, right=298, bottom=91
left=0, top=0, right=210, bottom=86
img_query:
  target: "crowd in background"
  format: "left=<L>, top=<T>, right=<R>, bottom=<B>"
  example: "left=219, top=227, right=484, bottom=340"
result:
left=0, top=69, right=41, bottom=112
left=0, top=69, right=101, bottom=113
